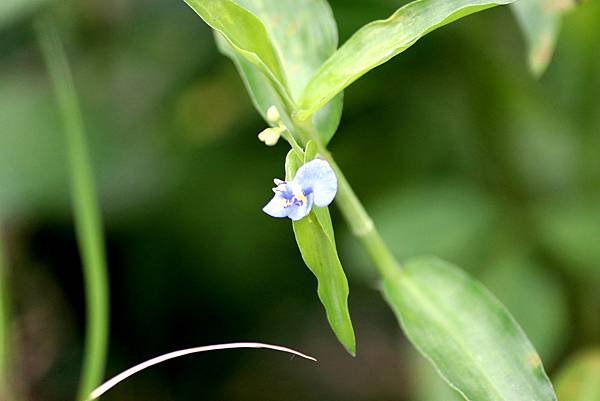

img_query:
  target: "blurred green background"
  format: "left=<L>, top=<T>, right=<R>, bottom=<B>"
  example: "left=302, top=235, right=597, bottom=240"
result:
left=1, top=0, right=599, bottom=400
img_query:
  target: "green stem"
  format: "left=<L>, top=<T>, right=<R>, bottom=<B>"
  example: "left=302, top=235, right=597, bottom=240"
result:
left=293, top=119, right=400, bottom=279
left=0, top=226, right=11, bottom=399
left=35, top=16, right=110, bottom=401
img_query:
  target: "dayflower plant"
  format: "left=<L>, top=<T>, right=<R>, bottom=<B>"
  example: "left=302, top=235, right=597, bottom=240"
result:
left=263, top=159, right=337, bottom=221
left=176, top=1, right=562, bottom=400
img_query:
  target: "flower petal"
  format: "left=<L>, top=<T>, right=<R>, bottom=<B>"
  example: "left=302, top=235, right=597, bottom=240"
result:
left=294, top=159, right=337, bottom=208
left=287, top=193, right=314, bottom=221
left=262, top=193, right=291, bottom=218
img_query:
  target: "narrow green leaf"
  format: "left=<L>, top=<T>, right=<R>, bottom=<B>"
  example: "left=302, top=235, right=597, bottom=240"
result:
left=512, top=0, right=575, bottom=77
left=214, top=0, right=343, bottom=143
left=36, top=17, right=110, bottom=401
left=382, top=257, right=557, bottom=401
left=554, top=349, right=600, bottom=401
left=296, top=0, right=513, bottom=120
left=285, top=151, right=355, bottom=355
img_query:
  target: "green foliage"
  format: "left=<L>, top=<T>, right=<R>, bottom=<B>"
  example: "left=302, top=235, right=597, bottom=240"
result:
left=296, top=0, right=514, bottom=120
left=184, top=0, right=285, bottom=86
left=3, top=0, right=595, bottom=397
left=36, top=16, right=110, bottom=401
left=512, top=0, right=576, bottom=76
left=287, top=150, right=356, bottom=355
left=554, top=349, right=600, bottom=401
left=382, top=257, right=557, bottom=401
left=197, top=0, right=344, bottom=143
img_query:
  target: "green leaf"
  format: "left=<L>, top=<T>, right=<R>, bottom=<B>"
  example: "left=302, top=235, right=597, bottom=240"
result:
left=183, top=0, right=287, bottom=98
left=511, top=0, right=575, bottom=77
left=554, top=349, right=600, bottom=401
left=285, top=151, right=356, bottom=355
left=36, top=16, right=110, bottom=401
left=304, top=140, right=318, bottom=162
left=382, top=257, right=557, bottom=401
left=296, top=0, right=513, bottom=120
left=213, top=0, right=343, bottom=143
left=215, top=33, right=293, bottom=128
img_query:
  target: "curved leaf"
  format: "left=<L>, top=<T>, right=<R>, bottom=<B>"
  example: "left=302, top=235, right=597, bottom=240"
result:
left=286, top=150, right=355, bottom=355
left=554, top=349, right=600, bottom=401
left=382, top=257, right=557, bottom=401
left=215, top=33, right=293, bottom=128
left=214, top=0, right=343, bottom=143
left=183, top=0, right=287, bottom=97
left=296, top=0, right=513, bottom=120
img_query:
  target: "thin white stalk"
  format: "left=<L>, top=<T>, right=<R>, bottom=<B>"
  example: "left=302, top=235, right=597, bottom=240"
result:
left=89, top=342, right=316, bottom=400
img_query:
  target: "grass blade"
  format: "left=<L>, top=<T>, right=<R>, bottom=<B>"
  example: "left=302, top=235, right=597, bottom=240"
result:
left=35, top=15, right=110, bottom=401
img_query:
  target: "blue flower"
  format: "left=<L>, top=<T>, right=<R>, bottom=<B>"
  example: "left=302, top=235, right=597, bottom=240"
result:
left=263, top=159, right=337, bottom=221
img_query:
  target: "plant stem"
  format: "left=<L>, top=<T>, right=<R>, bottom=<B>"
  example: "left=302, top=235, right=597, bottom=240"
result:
left=35, top=16, right=110, bottom=401
left=0, top=225, right=11, bottom=399
left=293, top=119, right=400, bottom=279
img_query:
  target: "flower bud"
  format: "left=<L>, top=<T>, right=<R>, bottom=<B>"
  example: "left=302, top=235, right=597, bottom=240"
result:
left=266, top=105, right=280, bottom=124
left=258, top=127, right=281, bottom=146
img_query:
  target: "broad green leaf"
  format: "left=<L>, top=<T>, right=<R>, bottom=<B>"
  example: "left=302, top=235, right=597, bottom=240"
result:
left=286, top=151, right=355, bottom=355
left=512, top=0, right=575, bottom=77
left=554, top=349, right=600, bottom=401
left=382, top=257, right=557, bottom=401
left=296, top=0, right=513, bottom=120
left=214, top=0, right=343, bottom=143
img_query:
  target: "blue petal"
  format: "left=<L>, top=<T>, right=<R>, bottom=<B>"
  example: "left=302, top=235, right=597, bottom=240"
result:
left=287, top=193, right=314, bottom=221
left=262, top=193, right=291, bottom=218
left=294, top=159, right=337, bottom=208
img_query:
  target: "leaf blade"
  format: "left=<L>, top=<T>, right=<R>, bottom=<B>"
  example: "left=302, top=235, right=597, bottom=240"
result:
left=297, top=0, right=513, bottom=119
left=285, top=151, right=355, bottom=355
left=214, top=0, right=343, bottom=143
left=184, top=0, right=288, bottom=96
left=382, top=257, right=557, bottom=401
